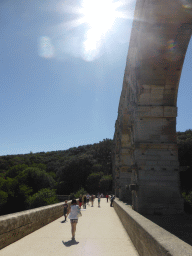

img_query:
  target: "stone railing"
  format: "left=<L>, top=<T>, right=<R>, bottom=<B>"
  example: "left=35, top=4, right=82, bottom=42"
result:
left=57, top=195, right=70, bottom=202
left=114, top=198, right=192, bottom=256
left=0, top=200, right=73, bottom=250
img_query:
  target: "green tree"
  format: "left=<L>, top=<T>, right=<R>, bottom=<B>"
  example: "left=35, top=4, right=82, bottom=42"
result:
left=17, top=184, right=33, bottom=205
left=6, top=164, right=28, bottom=178
left=26, top=188, right=59, bottom=209
left=1, top=177, right=16, bottom=197
left=31, top=163, right=46, bottom=171
left=74, top=187, right=87, bottom=198
left=99, top=175, right=112, bottom=193
left=177, top=130, right=192, bottom=193
left=86, top=172, right=103, bottom=194
left=0, top=190, right=8, bottom=214
left=18, top=167, right=56, bottom=193
left=93, top=139, right=113, bottom=175
left=56, top=154, right=94, bottom=194
left=0, top=177, right=19, bottom=215
left=0, top=138, right=114, bottom=214
left=91, top=164, right=103, bottom=173
left=0, top=190, right=8, bottom=204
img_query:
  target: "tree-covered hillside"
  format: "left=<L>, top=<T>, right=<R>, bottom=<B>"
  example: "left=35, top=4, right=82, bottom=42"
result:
left=178, top=129, right=192, bottom=193
left=1, top=130, right=192, bottom=216
left=0, top=139, right=113, bottom=215
left=177, top=129, right=192, bottom=212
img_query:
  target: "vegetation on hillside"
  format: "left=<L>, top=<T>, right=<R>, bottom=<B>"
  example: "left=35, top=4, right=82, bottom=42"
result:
left=0, top=139, right=113, bottom=215
left=177, top=129, right=192, bottom=212
left=1, top=129, right=192, bottom=215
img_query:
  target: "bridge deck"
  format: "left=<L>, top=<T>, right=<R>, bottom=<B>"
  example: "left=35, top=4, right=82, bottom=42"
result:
left=1, top=199, right=139, bottom=256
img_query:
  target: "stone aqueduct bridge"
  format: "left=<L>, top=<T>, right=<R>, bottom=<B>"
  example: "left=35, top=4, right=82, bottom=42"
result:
left=113, top=0, right=192, bottom=214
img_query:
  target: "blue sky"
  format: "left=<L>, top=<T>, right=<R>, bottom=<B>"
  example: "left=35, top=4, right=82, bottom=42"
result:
left=0, top=0, right=192, bottom=156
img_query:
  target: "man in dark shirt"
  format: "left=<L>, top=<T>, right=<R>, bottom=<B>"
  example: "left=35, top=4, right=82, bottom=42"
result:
left=110, top=195, right=115, bottom=207
left=63, top=200, right=69, bottom=222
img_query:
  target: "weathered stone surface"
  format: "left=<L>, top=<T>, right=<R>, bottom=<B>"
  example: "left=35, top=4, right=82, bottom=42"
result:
left=114, top=199, right=192, bottom=256
left=112, top=0, right=192, bottom=214
left=0, top=201, right=73, bottom=249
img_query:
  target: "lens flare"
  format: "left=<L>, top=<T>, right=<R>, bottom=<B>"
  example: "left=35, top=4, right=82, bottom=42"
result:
left=167, top=39, right=176, bottom=50
left=38, top=36, right=54, bottom=59
left=182, top=4, right=192, bottom=9
left=182, top=3, right=192, bottom=15
left=53, top=0, right=135, bottom=61
left=165, top=40, right=181, bottom=61
left=81, top=0, right=117, bottom=35
left=82, top=29, right=103, bottom=61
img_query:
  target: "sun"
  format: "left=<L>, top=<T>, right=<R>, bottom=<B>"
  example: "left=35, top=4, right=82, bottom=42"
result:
left=55, top=0, right=134, bottom=61
left=81, top=0, right=119, bottom=35
left=80, top=0, right=126, bottom=60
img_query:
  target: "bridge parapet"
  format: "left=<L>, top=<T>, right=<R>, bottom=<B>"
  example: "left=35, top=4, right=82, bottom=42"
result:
left=0, top=200, right=73, bottom=250
left=114, top=198, right=192, bottom=256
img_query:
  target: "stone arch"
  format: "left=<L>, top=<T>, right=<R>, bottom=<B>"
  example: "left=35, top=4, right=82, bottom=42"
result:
left=113, top=0, right=192, bottom=214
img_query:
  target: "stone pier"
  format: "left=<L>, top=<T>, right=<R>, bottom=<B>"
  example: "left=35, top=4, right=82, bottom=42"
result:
left=113, top=0, right=192, bottom=214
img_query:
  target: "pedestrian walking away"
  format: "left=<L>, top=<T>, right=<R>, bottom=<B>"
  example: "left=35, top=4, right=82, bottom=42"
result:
left=68, top=199, right=81, bottom=240
left=110, top=195, right=115, bottom=207
left=90, top=194, right=94, bottom=207
left=63, top=200, right=69, bottom=222
left=86, top=193, right=90, bottom=205
left=83, top=195, right=87, bottom=209
left=106, top=194, right=109, bottom=203
left=79, top=195, right=82, bottom=209
left=98, top=194, right=101, bottom=207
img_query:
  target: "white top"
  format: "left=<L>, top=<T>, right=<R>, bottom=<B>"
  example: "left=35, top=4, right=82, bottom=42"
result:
left=68, top=205, right=80, bottom=219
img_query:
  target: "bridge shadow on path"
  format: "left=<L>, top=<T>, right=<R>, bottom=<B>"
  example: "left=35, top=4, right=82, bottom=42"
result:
left=144, top=213, right=192, bottom=246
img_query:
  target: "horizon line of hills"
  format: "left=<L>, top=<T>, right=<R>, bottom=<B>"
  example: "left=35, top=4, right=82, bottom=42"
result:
left=0, top=139, right=113, bottom=215
left=1, top=130, right=192, bottom=215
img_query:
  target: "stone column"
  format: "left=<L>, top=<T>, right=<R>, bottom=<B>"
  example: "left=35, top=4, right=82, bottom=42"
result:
left=131, top=106, right=184, bottom=214
left=113, top=0, right=192, bottom=214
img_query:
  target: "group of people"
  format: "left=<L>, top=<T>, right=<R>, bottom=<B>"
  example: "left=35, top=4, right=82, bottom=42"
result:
left=79, top=194, right=96, bottom=208
left=63, top=193, right=115, bottom=240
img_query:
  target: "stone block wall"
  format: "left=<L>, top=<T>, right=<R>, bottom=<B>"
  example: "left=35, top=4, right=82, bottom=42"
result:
left=113, top=0, right=192, bottom=214
left=0, top=200, right=73, bottom=249
left=114, top=198, right=192, bottom=256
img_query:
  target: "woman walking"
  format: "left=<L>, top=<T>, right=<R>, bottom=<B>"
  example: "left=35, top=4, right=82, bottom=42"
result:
left=98, top=194, right=101, bottom=207
left=86, top=193, right=90, bottom=205
left=68, top=199, right=81, bottom=240
left=79, top=195, right=82, bottom=209
left=90, top=194, right=94, bottom=207
left=83, top=195, right=87, bottom=209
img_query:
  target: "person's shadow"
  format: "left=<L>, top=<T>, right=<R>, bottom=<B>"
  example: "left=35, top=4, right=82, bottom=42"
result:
left=62, top=240, right=79, bottom=247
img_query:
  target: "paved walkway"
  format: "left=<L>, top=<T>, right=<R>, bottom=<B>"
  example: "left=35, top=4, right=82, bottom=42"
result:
left=1, top=199, right=139, bottom=256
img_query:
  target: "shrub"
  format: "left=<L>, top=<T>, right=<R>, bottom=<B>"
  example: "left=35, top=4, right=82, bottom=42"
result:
left=74, top=188, right=87, bottom=198
left=69, top=192, right=75, bottom=200
left=182, top=191, right=192, bottom=213
left=99, top=175, right=112, bottom=193
left=26, top=188, right=59, bottom=209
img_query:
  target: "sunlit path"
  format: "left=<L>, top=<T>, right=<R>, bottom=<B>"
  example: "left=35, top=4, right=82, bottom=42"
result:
left=1, top=199, right=138, bottom=256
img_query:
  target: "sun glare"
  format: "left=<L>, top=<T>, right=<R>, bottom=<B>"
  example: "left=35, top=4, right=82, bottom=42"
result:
left=82, top=0, right=117, bottom=34
left=53, top=0, right=135, bottom=61
left=80, top=0, right=125, bottom=60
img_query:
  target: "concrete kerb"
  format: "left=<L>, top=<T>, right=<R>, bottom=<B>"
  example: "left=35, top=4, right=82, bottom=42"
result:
left=0, top=200, right=75, bottom=250
left=113, top=198, right=192, bottom=256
